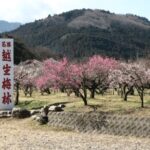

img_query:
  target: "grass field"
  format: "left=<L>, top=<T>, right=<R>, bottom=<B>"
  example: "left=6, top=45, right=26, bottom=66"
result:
left=17, top=90, right=150, bottom=116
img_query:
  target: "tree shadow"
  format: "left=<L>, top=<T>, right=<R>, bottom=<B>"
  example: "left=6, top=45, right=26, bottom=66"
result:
left=87, top=104, right=103, bottom=112
left=48, top=102, right=71, bottom=107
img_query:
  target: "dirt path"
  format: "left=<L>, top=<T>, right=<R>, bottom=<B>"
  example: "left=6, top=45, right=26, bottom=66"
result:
left=0, top=118, right=149, bottom=150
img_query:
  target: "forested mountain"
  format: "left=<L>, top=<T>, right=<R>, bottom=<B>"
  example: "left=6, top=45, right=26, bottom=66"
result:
left=0, top=20, right=21, bottom=33
left=9, top=9, right=150, bottom=60
left=13, top=38, right=36, bottom=64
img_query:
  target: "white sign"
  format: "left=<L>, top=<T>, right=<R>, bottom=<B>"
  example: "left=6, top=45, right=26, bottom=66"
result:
left=0, top=39, right=14, bottom=110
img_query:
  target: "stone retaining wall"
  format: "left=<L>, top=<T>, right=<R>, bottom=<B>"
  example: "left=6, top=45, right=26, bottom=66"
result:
left=48, top=112, right=150, bottom=138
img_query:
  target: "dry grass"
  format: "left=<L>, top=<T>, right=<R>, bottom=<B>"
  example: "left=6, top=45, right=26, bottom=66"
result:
left=0, top=90, right=148, bottom=150
left=0, top=118, right=150, bottom=150
left=17, top=90, right=150, bottom=116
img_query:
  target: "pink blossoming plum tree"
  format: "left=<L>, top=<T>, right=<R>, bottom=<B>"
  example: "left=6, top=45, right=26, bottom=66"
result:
left=35, top=55, right=118, bottom=105
left=85, top=55, right=118, bottom=98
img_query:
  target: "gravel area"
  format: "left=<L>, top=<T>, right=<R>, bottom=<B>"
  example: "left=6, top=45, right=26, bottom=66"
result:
left=0, top=118, right=149, bottom=150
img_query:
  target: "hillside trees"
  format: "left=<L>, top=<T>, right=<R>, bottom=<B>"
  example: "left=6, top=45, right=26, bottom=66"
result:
left=9, top=9, right=150, bottom=61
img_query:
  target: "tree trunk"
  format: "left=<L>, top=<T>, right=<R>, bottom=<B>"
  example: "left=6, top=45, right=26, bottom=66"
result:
left=82, top=97, right=88, bottom=106
left=120, top=87, right=124, bottom=98
left=29, top=86, right=33, bottom=97
left=74, top=90, right=80, bottom=97
left=15, top=82, right=20, bottom=105
left=124, top=86, right=133, bottom=101
left=121, top=85, right=126, bottom=98
left=136, top=87, right=144, bottom=108
left=140, top=91, right=144, bottom=108
left=90, top=88, right=95, bottom=98
left=130, top=87, right=134, bottom=95
left=60, top=87, right=65, bottom=93
left=83, top=86, right=87, bottom=105
left=80, top=86, right=88, bottom=106
left=112, top=89, right=115, bottom=95
left=46, top=88, right=51, bottom=94
left=24, top=85, right=28, bottom=96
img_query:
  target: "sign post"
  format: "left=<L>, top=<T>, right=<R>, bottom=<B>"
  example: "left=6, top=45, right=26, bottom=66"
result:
left=0, top=39, right=14, bottom=110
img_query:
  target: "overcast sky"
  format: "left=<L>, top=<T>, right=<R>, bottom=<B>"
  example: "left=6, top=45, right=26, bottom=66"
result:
left=0, top=0, right=149, bottom=23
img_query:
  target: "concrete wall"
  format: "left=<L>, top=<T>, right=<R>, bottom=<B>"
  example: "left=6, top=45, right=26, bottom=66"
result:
left=48, top=112, right=150, bottom=138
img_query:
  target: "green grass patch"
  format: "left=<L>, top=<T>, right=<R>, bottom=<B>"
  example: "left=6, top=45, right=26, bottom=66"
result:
left=17, top=100, right=49, bottom=110
left=16, top=90, right=150, bottom=116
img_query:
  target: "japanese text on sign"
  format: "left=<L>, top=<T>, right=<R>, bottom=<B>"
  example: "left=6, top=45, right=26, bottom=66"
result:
left=0, top=39, right=14, bottom=110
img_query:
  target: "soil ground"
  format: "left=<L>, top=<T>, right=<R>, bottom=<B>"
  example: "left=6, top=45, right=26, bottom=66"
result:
left=0, top=118, right=149, bottom=150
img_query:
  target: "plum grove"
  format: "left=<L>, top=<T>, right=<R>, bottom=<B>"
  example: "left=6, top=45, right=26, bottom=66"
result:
left=14, top=56, right=150, bottom=107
